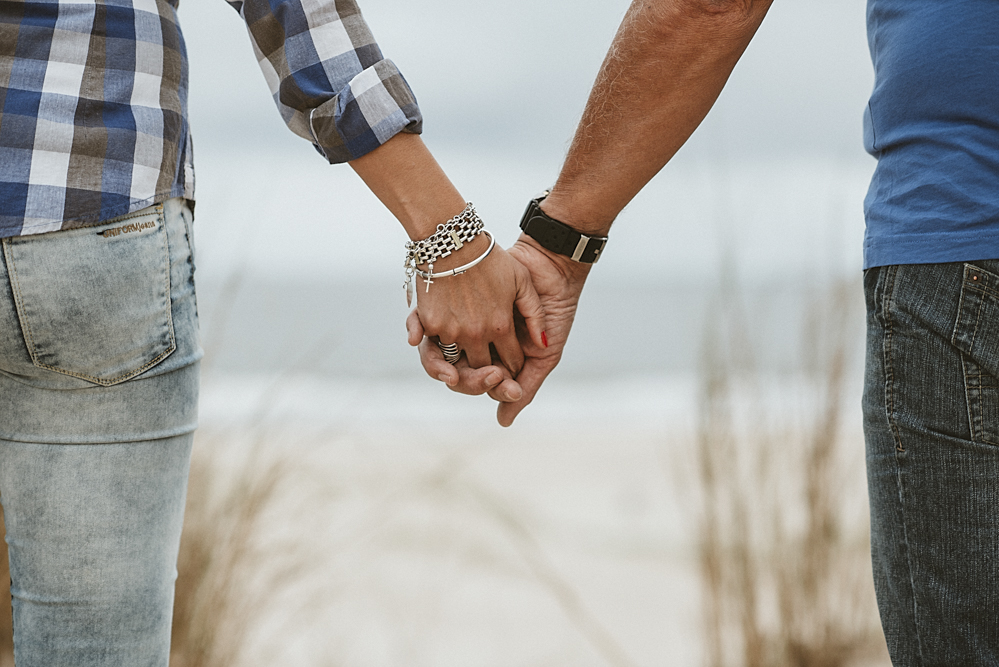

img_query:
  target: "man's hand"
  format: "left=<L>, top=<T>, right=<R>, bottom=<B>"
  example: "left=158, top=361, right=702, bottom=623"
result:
left=496, top=235, right=589, bottom=426
left=409, top=328, right=525, bottom=403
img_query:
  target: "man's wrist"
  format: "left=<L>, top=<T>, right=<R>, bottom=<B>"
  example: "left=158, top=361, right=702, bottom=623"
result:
left=538, top=189, right=613, bottom=239
left=520, top=191, right=609, bottom=264
left=516, top=233, right=592, bottom=284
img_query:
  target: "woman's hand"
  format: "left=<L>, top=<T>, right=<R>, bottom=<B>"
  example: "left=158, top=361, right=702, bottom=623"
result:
left=348, top=133, right=544, bottom=383
left=405, top=238, right=546, bottom=402
left=412, top=234, right=590, bottom=426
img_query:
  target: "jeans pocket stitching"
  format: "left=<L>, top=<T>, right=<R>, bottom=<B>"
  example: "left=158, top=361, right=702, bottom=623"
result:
left=964, top=263, right=999, bottom=300
left=2, top=210, right=176, bottom=387
left=951, top=266, right=974, bottom=351
left=952, top=265, right=999, bottom=447
left=2, top=236, right=37, bottom=366
left=960, top=354, right=999, bottom=447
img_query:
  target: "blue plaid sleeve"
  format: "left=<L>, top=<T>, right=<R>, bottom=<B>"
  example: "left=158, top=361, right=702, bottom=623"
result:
left=225, top=0, right=422, bottom=163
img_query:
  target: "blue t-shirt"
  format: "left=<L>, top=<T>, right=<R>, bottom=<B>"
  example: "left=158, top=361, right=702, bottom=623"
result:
left=863, top=0, right=999, bottom=268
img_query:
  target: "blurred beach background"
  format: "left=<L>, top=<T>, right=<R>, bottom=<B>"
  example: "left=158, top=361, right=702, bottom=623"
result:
left=160, top=1, right=890, bottom=665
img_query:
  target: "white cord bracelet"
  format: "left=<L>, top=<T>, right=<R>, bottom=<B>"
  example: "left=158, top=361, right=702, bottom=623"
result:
left=416, top=230, right=495, bottom=284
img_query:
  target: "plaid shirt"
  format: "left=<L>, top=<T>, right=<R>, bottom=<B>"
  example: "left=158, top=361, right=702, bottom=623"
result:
left=0, top=0, right=422, bottom=239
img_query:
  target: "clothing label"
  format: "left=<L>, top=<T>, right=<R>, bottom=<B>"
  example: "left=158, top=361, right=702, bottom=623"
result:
left=100, top=220, right=156, bottom=238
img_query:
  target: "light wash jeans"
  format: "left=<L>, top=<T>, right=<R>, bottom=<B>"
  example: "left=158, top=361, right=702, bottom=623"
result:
left=864, top=262, right=999, bottom=665
left=0, top=198, right=201, bottom=666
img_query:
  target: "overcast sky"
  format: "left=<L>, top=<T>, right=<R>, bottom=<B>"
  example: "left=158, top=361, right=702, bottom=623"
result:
left=182, top=0, right=874, bottom=162
left=178, top=1, right=876, bottom=284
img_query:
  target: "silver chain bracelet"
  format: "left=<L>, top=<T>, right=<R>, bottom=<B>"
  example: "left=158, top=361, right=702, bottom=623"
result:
left=403, top=203, right=491, bottom=306
left=404, top=203, right=484, bottom=268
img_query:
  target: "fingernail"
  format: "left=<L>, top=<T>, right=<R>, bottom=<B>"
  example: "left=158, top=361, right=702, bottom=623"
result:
left=485, top=371, right=502, bottom=388
left=505, top=386, right=523, bottom=402
left=542, top=331, right=549, bottom=348
left=438, top=373, right=453, bottom=386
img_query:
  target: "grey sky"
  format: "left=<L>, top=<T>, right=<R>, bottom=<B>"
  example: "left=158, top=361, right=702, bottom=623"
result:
left=183, top=0, right=874, bottom=161
left=181, top=1, right=875, bottom=284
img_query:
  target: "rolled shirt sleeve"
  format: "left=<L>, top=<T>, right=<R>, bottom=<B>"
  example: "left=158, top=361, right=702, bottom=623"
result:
left=225, top=0, right=423, bottom=163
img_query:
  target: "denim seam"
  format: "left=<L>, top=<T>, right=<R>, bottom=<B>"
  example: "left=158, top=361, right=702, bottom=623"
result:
left=882, top=265, right=903, bottom=453
left=955, top=268, right=980, bottom=445
left=974, top=365, right=995, bottom=446
left=881, top=265, right=926, bottom=666
left=1, top=212, right=177, bottom=387
left=970, top=288, right=985, bottom=445
left=960, top=355, right=980, bottom=445
left=954, top=266, right=999, bottom=446
left=0, top=421, right=198, bottom=445
left=965, top=283, right=999, bottom=300
left=963, top=262, right=999, bottom=300
left=953, top=266, right=976, bottom=351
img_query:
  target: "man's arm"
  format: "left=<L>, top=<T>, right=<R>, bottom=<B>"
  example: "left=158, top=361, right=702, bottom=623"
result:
left=543, top=0, right=773, bottom=232
left=418, top=0, right=774, bottom=425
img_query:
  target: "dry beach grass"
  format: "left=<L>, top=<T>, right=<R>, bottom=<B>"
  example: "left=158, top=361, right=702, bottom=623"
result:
left=693, top=279, right=888, bottom=667
left=163, top=283, right=887, bottom=666
left=0, top=282, right=889, bottom=667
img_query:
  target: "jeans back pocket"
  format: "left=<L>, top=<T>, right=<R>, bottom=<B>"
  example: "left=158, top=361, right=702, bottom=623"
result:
left=952, top=263, right=999, bottom=446
left=1, top=207, right=176, bottom=387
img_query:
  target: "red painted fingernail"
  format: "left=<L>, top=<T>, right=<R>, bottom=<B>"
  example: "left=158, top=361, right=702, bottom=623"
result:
left=542, top=331, right=548, bottom=348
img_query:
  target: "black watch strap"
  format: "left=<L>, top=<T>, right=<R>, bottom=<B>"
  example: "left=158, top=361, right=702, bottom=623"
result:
left=518, top=192, right=607, bottom=264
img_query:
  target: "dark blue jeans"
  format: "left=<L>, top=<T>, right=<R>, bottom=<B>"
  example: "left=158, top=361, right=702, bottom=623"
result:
left=864, top=262, right=999, bottom=666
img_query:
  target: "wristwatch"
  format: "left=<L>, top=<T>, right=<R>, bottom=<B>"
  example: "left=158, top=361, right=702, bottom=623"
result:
left=519, top=191, right=607, bottom=264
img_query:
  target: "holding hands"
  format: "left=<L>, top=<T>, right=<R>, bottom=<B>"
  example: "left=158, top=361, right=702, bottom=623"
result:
left=406, top=223, right=548, bottom=409
left=348, top=133, right=588, bottom=424
left=348, top=0, right=773, bottom=425
left=409, top=196, right=598, bottom=426
left=356, top=0, right=772, bottom=424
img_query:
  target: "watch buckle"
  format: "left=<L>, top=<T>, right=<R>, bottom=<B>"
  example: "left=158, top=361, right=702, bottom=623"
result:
left=570, top=234, right=607, bottom=263
left=570, top=236, right=590, bottom=262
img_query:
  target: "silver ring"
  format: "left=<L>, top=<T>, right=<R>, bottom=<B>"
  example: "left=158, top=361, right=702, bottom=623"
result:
left=437, top=341, right=461, bottom=364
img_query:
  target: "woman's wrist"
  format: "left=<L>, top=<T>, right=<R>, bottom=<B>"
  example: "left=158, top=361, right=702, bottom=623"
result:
left=348, top=133, right=467, bottom=240
left=400, top=191, right=468, bottom=241
left=406, top=203, right=494, bottom=274
left=424, top=231, right=492, bottom=272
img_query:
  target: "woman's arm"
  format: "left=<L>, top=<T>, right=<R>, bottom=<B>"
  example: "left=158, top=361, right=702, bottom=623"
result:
left=349, top=133, right=546, bottom=396
left=226, top=0, right=545, bottom=392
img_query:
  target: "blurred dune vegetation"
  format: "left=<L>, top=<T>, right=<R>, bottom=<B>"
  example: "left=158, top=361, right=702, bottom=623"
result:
left=0, top=283, right=890, bottom=667
left=693, top=278, right=889, bottom=667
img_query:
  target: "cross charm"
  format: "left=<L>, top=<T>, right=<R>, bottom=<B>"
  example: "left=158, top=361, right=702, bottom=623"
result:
left=425, top=263, right=434, bottom=293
